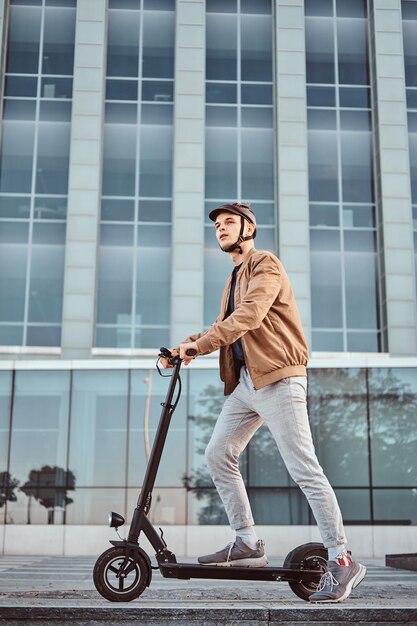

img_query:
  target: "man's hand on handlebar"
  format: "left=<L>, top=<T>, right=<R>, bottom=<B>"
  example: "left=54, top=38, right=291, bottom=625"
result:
left=160, top=343, right=198, bottom=368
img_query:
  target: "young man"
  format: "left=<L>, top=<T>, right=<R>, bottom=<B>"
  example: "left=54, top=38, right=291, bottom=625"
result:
left=164, top=202, right=366, bottom=603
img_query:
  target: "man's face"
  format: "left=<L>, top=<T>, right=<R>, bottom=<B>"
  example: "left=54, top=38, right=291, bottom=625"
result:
left=215, top=211, right=252, bottom=250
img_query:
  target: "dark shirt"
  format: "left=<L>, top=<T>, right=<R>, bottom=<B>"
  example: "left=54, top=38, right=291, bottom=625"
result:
left=226, top=264, right=245, bottom=363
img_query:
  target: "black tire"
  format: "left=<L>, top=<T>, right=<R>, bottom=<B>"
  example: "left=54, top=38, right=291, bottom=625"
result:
left=283, top=542, right=328, bottom=602
left=93, top=547, right=151, bottom=602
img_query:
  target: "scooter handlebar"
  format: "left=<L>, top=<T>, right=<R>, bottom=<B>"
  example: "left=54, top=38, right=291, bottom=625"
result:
left=158, top=346, right=197, bottom=364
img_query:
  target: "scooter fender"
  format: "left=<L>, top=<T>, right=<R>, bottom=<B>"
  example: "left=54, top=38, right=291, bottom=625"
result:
left=110, top=540, right=152, bottom=587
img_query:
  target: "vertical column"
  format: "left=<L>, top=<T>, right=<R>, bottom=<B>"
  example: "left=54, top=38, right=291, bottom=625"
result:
left=370, top=0, right=417, bottom=354
left=170, top=0, right=205, bottom=346
left=61, top=0, right=107, bottom=359
left=275, top=1, right=312, bottom=347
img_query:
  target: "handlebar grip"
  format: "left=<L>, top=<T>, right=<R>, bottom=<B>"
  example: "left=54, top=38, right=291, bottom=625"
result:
left=185, top=348, right=197, bottom=357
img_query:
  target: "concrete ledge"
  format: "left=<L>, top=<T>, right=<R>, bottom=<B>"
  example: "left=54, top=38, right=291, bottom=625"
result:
left=1, top=605, right=417, bottom=625
left=386, top=553, right=417, bottom=572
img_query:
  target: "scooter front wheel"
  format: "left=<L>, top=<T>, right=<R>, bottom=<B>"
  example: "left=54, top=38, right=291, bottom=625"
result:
left=93, top=547, right=150, bottom=602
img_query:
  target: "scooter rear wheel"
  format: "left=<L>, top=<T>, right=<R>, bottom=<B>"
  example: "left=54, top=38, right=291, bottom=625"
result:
left=93, top=546, right=150, bottom=602
left=283, top=542, right=328, bottom=601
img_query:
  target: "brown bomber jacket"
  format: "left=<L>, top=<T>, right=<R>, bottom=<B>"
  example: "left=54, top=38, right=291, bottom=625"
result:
left=187, top=248, right=309, bottom=395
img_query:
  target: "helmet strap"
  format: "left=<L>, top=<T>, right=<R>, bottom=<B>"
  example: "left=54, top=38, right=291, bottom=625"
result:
left=220, top=217, right=253, bottom=254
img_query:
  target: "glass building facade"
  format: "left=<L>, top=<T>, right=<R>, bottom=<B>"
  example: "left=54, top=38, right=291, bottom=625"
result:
left=0, top=0, right=417, bottom=554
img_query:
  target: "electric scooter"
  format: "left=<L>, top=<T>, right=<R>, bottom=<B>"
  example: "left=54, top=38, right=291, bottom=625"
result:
left=93, top=348, right=328, bottom=602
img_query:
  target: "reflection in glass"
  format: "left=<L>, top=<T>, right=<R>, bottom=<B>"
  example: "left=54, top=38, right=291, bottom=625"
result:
left=369, top=368, right=417, bottom=487
left=205, top=128, right=237, bottom=198
left=206, top=14, right=237, bottom=80
left=337, top=18, right=369, bottom=85
left=139, top=126, right=173, bottom=197
left=308, top=131, right=339, bottom=201
left=0, top=122, right=35, bottom=193
left=142, top=11, right=174, bottom=78
left=403, top=21, right=417, bottom=87
left=69, top=371, right=129, bottom=487
left=107, top=9, right=140, bottom=77
left=136, top=227, right=171, bottom=327
left=97, top=243, right=133, bottom=325
left=341, top=132, right=374, bottom=202
left=310, top=231, right=343, bottom=328
left=102, top=125, right=136, bottom=196
left=305, top=17, right=335, bottom=84
left=373, top=489, right=417, bottom=525
left=241, top=129, right=273, bottom=199
left=35, top=123, right=71, bottom=194
left=6, top=6, right=41, bottom=74
left=42, top=7, right=76, bottom=75
left=241, top=15, right=272, bottom=81
left=0, top=238, right=28, bottom=323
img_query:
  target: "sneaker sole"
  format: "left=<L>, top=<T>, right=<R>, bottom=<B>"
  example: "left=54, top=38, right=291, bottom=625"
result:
left=310, top=564, right=367, bottom=604
left=199, top=555, right=268, bottom=568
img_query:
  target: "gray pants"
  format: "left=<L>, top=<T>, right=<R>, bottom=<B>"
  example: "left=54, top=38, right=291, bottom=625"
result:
left=205, top=366, right=347, bottom=549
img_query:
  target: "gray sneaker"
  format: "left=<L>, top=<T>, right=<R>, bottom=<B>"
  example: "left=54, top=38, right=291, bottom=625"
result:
left=198, top=537, right=268, bottom=567
left=309, top=559, right=367, bottom=603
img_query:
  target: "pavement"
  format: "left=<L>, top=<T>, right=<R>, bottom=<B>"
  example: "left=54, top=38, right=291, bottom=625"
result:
left=0, top=554, right=417, bottom=625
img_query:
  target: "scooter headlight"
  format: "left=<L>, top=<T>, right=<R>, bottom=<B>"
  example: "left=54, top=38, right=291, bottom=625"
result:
left=108, top=511, right=125, bottom=528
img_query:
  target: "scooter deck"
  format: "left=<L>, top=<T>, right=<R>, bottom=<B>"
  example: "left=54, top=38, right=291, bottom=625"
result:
left=159, top=562, right=321, bottom=584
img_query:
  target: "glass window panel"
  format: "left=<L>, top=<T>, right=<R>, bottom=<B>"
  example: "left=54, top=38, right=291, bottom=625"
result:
left=241, top=15, right=272, bottom=81
left=34, top=196, right=67, bottom=220
left=127, top=488, right=185, bottom=524
left=9, top=371, right=70, bottom=490
left=343, top=205, right=374, bottom=228
left=134, top=327, right=169, bottom=349
left=402, top=1, right=417, bottom=20
left=305, top=17, right=335, bottom=84
left=11, top=0, right=42, bottom=4
left=241, top=107, right=273, bottom=128
left=339, top=86, right=370, bottom=108
left=3, top=99, right=36, bottom=121
left=4, top=76, right=38, bottom=98
left=136, top=227, right=171, bottom=325
left=0, top=196, right=31, bottom=219
left=0, top=372, right=12, bottom=478
left=308, top=130, right=339, bottom=201
left=308, top=109, right=337, bottom=130
left=105, top=102, right=137, bottom=124
left=41, top=77, right=73, bottom=99
left=107, top=9, right=140, bottom=77
left=206, top=83, right=237, bottom=104
left=406, top=89, right=417, bottom=108
left=106, top=79, right=138, bottom=101
left=100, top=223, right=134, bottom=246
left=32, top=221, right=66, bottom=244
left=374, top=489, right=417, bottom=525
left=188, top=488, right=229, bottom=525
left=0, top=221, right=29, bottom=244
left=139, top=126, right=173, bottom=197
left=69, top=371, right=129, bottom=487
left=311, top=251, right=343, bottom=327
left=142, top=11, right=174, bottom=79
left=35, top=122, right=71, bottom=194
left=101, top=199, right=135, bottom=222
left=144, top=0, right=174, bottom=9
left=42, top=7, right=76, bottom=75
left=250, top=202, right=275, bottom=225
left=26, top=325, right=61, bottom=346
left=336, top=0, right=366, bottom=18
left=334, top=489, right=371, bottom=522
left=241, top=0, right=271, bottom=14
left=206, top=105, right=237, bottom=126
left=66, top=488, right=125, bottom=525
left=102, top=124, right=136, bottom=196
left=307, top=86, right=336, bottom=107
left=337, top=18, right=369, bottom=85
left=28, top=244, right=65, bottom=324
left=206, top=14, right=237, bottom=80
left=310, top=204, right=339, bottom=227
left=142, top=80, right=173, bottom=102
left=97, top=245, right=133, bottom=324
left=46, top=0, right=76, bottom=6
left=39, top=101, right=72, bottom=122
left=347, top=331, right=379, bottom=351
left=141, top=103, right=173, bottom=125
left=345, top=246, right=378, bottom=329
left=241, top=129, right=273, bottom=199
left=139, top=199, right=171, bottom=222
left=341, top=132, right=374, bottom=202
left=305, top=0, right=333, bottom=16
left=409, top=111, right=417, bottom=132
left=250, top=489, right=310, bottom=525
left=109, top=0, right=140, bottom=7
left=204, top=237, right=231, bottom=325
left=0, top=121, right=35, bottom=193
left=403, top=22, right=417, bottom=87
left=241, top=83, right=272, bottom=105
left=308, top=368, right=369, bottom=486
left=251, top=226, right=275, bottom=252
left=408, top=126, right=417, bottom=203
left=0, top=239, right=28, bottom=322
left=205, top=128, right=237, bottom=198
left=128, top=370, right=186, bottom=487
left=6, top=6, right=41, bottom=74
left=340, top=110, right=371, bottom=131
left=369, top=368, right=417, bottom=487
left=206, top=0, right=237, bottom=12
left=312, top=330, right=344, bottom=351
